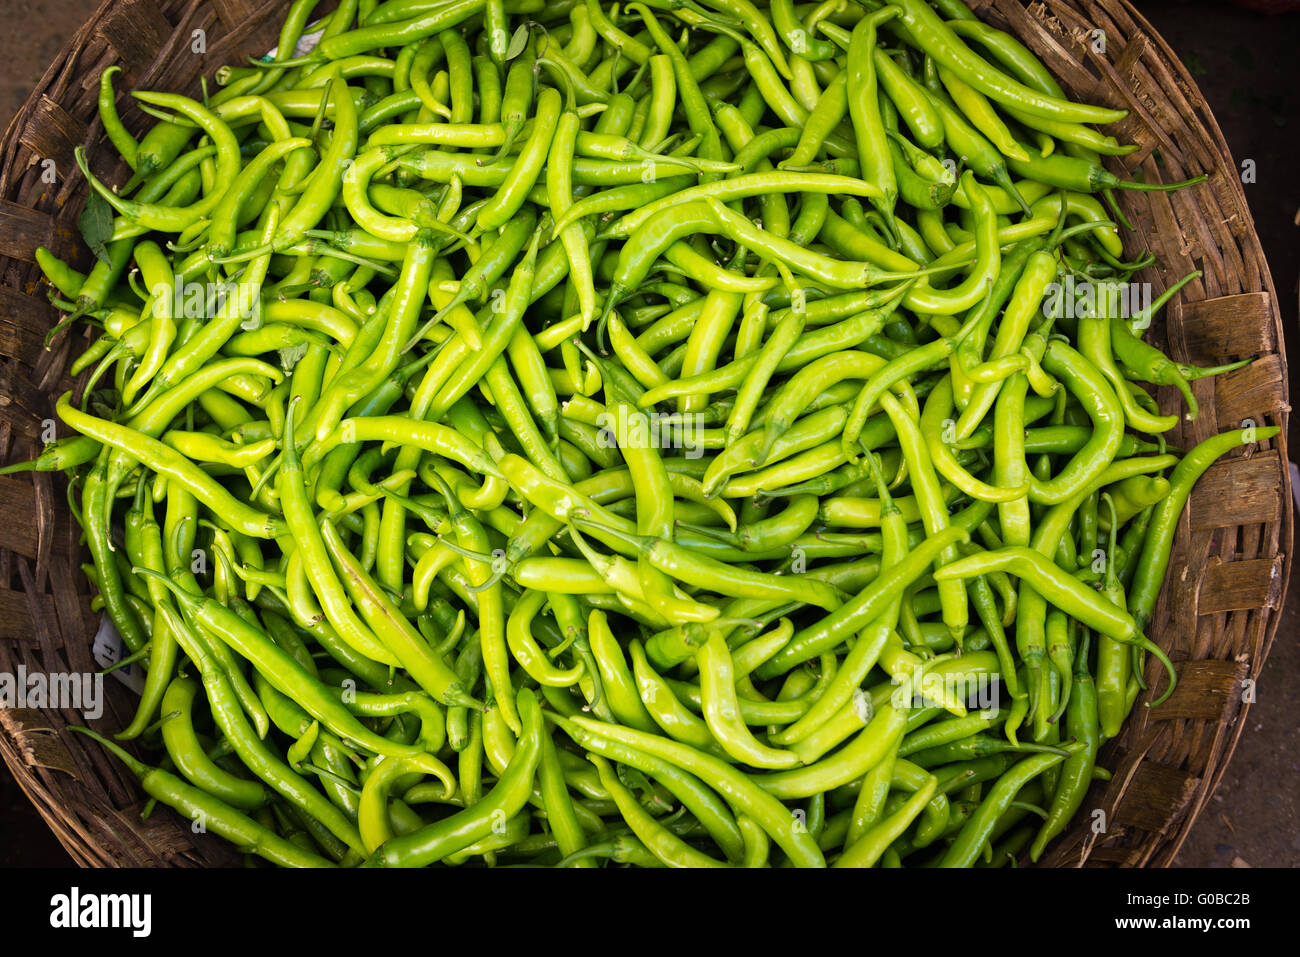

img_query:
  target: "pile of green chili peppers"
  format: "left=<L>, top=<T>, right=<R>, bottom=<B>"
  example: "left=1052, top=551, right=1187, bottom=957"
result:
left=8, top=0, right=1267, bottom=868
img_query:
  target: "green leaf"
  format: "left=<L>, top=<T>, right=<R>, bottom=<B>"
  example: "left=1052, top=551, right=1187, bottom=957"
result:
left=77, top=191, right=114, bottom=266
left=506, top=23, right=530, bottom=61
left=278, top=342, right=309, bottom=373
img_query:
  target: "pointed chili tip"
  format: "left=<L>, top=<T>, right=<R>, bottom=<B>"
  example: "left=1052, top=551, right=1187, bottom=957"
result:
left=68, top=725, right=149, bottom=778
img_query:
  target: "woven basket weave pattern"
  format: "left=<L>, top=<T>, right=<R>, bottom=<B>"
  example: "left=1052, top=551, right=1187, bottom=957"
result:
left=0, top=0, right=1289, bottom=867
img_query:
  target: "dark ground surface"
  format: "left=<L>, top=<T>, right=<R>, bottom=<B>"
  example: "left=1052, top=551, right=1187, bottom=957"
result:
left=0, top=0, right=1297, bottom=867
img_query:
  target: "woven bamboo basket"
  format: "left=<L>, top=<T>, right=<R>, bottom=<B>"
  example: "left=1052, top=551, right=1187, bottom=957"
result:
left=0, top=0, right=1289, bottom=868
